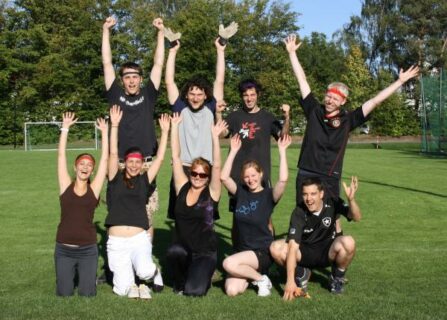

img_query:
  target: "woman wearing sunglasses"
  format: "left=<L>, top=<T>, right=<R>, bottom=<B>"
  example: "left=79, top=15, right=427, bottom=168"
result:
left=220, top=133, right=292, bottom=297
left=166, top=112, right=227, bottom=296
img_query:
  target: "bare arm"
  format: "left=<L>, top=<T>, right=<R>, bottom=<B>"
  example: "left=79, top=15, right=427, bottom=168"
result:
left=147, top=114, right=170, bottom=183
left=90, top=118, right=109, bottom=198
left=280, top=104, right=290, bottom=137
left=165, top=42, right=180, bottom=105
left=272, top=135, right=291, bottom=202
left=213, top=38, right=226, bottom=102
left=108, top=105, right=122, bottom=180
left=150, top=18, right=165, bottom=90
left=362, top=65, right=419, bottom=117
left=283, top=240, right=299, bottom=301
left=102, top=17, right=117, bottom=91
left=220, top=134, right=241, bottom=195
left=343, top=176, right=362, bottom=221
left=209, top=120, right=227, bottom=201
left=284, top=34, right=311, bottom=99
left=58, top=112, right=78, bottom=194
left=170, top=113, right=188, bottom=193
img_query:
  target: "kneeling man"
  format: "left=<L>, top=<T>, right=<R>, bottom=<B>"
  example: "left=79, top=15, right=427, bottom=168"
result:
left=270, top=176, right=361, bottom=300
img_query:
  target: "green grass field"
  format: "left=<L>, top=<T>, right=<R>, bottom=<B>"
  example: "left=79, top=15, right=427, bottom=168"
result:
left=0, top=143, right=446, bottom=320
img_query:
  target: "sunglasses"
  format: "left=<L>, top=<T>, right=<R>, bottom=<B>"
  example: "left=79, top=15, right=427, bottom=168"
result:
left=190, top=171, right=209, bottom=179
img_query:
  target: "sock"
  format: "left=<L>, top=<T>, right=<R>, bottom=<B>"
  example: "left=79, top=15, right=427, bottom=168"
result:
left=332, top=264, right=345, bottom=279
left=296, top=265, right=306, bottom=278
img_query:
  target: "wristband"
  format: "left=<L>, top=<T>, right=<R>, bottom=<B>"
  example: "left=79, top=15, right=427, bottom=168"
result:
left=60, top=128, right=69, bottom=132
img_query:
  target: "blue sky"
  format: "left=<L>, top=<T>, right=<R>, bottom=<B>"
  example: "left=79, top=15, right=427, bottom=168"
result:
left=289, top=1, right=363, bottom=38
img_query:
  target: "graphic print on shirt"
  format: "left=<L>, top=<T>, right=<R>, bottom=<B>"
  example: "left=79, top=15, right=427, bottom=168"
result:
left=196, top=197, right=215, bottom=231
left=235, top=200, right=259, bottom=216
left=239, top=122, right=260, bottom=139
left=119, top=95, right=145, bottom=107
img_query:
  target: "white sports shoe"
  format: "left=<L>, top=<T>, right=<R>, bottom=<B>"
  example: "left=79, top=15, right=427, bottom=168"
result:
left=138, top=284, right=152, bottom=300
left=127, top=284, right=139, bottom=299
left=253, top=275, right=272, bottom=297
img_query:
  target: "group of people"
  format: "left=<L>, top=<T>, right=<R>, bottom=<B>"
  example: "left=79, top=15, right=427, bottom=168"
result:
left=54, top=18, right=419, bottom=300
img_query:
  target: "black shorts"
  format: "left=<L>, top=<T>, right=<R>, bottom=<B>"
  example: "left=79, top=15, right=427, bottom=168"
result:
left=299, top=239, right=333, bottom=268
left=254, top=248, right=273, bottom=275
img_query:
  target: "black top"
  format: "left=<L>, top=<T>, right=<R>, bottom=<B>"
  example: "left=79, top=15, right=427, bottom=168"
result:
left=226, top=108, right=282, bottom=184
left=105, top=172, right=155, bottom=230
left=106, top=79, right=159, bottom=159
left=287, top=197, right=350, bottom=246
left=173, top=182, right=219, bottom=254
left=298, top=93, right=367, bottom=178
left=233, top=185, right=276, bottom=252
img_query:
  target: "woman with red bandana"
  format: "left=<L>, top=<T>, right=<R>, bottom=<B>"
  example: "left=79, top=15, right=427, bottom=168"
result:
left=55, top=112, right=109, bottom=297
left=105, top=105, right=170, bottom=299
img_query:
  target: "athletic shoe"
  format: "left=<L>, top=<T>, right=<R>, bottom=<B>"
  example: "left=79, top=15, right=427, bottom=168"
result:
left=127, top=284, right=139, bottom=299
left=138, top=284, right=152, bottom=300
left=253, top=275, right=272, bottom=297
left=329, top=275, right=345, bottom=294
left=295, top=267, right=311, bottom=293
left=152, top=268, right=164, bottom=293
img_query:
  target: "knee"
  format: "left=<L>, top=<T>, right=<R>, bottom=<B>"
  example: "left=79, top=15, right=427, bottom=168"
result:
left=222, top=256, right=237, bottom=273
left=136, top=262, right=156, bottom=280
left=270, top=240, right=287, bottom=264
left=184, top=282, right=209, bottom=297
left=166, top=244, right=187, bottom=261
left=225, top=284, right=240, bottom=297
left=342, top=236, right=356, bottom=253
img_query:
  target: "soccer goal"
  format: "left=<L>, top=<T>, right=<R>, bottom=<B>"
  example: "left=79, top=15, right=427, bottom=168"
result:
left=24, top=121, right=99, bottom=151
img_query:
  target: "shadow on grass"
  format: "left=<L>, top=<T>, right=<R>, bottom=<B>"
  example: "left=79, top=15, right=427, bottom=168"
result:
left=358, top=179, right=447, bottom=198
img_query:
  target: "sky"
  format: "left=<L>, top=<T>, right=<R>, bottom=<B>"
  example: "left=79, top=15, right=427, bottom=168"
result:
left=290, top=1, right=363, bottom=39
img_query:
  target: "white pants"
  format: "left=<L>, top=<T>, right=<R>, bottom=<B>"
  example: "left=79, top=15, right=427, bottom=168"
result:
left=107, top=231, right=156, bottom=296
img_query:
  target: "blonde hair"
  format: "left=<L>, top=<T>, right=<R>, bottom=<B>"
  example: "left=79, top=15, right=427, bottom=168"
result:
left=327, top=82, right=349, bottom=99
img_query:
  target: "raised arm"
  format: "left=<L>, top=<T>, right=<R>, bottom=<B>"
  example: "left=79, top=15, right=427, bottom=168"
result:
left=342, top=176, right=362, bottom=222
left=102, top=17, right=117, bottom=91
left=213, top=38, right=226, bottom=103
left=362, top=65, right=419, bottom=117
left=220, top=134, right=241, bottom=195
left=146, top=114, right=170, bottom=183
left=272, top=134, right=292, bottom=202
left=283, top=240, right=299, bottom=301
left=165, top=41, right=180, bottom=105
left=90, top=117, right=109, bottom=198
left=209, top=120, right=227, bottom=201
left=170, top=113, right=188, bottom=193
left=58, top=112, right=78, bottom=194
left=150, top=18, right=165, bottom=90
left=108, top=105, right=122, bottom=180
left=284, top=34, right=311, bottom=99
left=280, top=104, right=290, bottom=137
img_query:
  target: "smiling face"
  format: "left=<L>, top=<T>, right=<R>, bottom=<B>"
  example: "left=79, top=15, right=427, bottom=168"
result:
left=302, top=184, right=324, bottom=213
left=241, top=162, right=263, bottom=192
left=241, top=88, right=259, bottom=112
left=124, top=156, right=143, bottom=178
left=323, top=91, right=346, bottom=115
left=186, top=86, right=207, bottom=110
left=189, top=163, right=209, bottom=189
left=74, top=155, right=95, bottom=181
left=121, top=68, right=142, bottom=96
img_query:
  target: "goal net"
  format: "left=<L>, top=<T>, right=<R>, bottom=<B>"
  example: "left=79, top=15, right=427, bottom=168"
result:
left=24, top=121, right=98, bottom=151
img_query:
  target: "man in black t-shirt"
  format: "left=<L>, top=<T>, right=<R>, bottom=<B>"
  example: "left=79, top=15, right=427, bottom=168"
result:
left=270, top=176, right=362, bottom=299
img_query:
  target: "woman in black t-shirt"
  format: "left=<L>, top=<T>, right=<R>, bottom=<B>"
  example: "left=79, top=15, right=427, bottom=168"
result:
left=166, top=113, right=227, bottom=296
left=220, top=134, right=291, bottom=297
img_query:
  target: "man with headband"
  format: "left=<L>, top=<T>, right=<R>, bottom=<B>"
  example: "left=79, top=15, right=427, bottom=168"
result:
left=283, top=33, right=418, bottom=290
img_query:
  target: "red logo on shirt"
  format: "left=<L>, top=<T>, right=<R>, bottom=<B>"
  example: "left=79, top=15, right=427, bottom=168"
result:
left=239, top=122, right=260, bottom=140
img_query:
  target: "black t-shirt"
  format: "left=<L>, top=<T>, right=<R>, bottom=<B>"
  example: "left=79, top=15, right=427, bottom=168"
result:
left=106, top=79, right=159, bottom=159
left=298, top=93, right=367, bottom=178
left=233, top=185, right=276, bottom=252
left=173, top=182, right=219, bottom=254
left=105, top=172, right=155, bottom=230
left=226, top=108, right=282, bottom=183
left=287, top=197, right=350, bottom=246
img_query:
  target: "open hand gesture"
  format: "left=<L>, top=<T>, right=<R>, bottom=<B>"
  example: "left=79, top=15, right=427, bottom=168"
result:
left=103, top=17, right=116, bottom=30
left=170, top=112, right=182, bottom=126
left=342, top=176, right=359, bottom=201
left=109, top=105, right=122, bottom=127
left=212, top=119, right=228, bottom=138
left=62, top=112, right=78, bottom=129
left=158, top=113, right=170, bottom=132
left=230, top=134, right=242, bottom=153
left=284, top=34, right=302, bottom=53
left=95, top=117, right=108, bottom=133
left=399, top=65, right=419, bottom=84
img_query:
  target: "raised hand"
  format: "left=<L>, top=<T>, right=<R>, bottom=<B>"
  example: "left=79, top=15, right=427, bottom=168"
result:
left=278, top=134, right=292, bottom=150
left=61, top=112, right=78, bottom=129
left=229, top=134, right=242, bottom=152
left=152, top=17, right=164, bottom=31
left=284, top=34, right=302, bottom=53
left=212, top=119, right=228, bottom=137
left=399, top=65, right=419, bottom=84
left=170, top=112, right=182, bottom=126
left=215, top=37, right=226, bottom=51
left=342, top=176, right=359, bottom=201
left=281, top=103, right=290, bottom=116
left=103, top=16, right=116, bottom=30
left=158, top=113, right=170, bottom=132
left=109, top=105, right=123, bottom=127
left=164, top=27, right=181, bottom=49
left=95, top=117, right=108, bottom=133
left=216, top=100, right=227, bottom=113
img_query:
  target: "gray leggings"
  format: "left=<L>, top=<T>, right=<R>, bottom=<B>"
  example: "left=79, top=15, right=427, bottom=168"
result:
left=54, top=242, right=98, bottom=297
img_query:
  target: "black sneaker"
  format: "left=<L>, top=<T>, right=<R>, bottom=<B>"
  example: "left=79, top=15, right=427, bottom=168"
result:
left=329, top=275, right=345, bottom=294
left=295, top=267, right=311, bottom=293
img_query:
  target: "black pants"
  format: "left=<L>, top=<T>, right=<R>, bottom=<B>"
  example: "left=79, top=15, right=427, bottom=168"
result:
left=54, top=242, right=98, bottom=297
left=166, top=243, right=216, bottom=296
left=167, top=166, right=191, bottom=219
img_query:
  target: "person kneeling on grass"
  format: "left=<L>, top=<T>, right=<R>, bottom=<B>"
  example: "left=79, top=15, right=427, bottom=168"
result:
left=220, top=134, right=292, bottom=297
left=55, top=112, right=109, bottom=297
left=105, top=105, right=169, bottom=300
left=270, top=176, right=361, bottom=300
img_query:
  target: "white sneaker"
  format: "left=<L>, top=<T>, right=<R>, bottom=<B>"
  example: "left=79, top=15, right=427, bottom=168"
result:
left=127, top=284, right=139, bottom=299
left=138, top=284, right=152, bottom=300
left=253, top=275, right=272, bottom=297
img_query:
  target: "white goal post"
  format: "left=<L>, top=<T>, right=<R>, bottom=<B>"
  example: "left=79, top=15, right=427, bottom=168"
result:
left=24, top=121, right=98, bottom=151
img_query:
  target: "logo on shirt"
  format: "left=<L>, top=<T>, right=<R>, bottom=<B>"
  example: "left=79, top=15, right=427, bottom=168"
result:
left=303, top=228, right=314, bottom=233
left=235, top=200, right=259, bottom=216
left=239, top=122, right=260, bottom=140
left=119, top=95, right=144, bottom=107
left=322, top=217, right=332, bottom=227
left=289, top=228, right=296, bottom=235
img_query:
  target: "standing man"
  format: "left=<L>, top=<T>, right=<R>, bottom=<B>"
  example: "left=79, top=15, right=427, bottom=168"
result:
left=270, top=176, right=361, bottom=298
left=284, top=34, right=419, bottom=204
